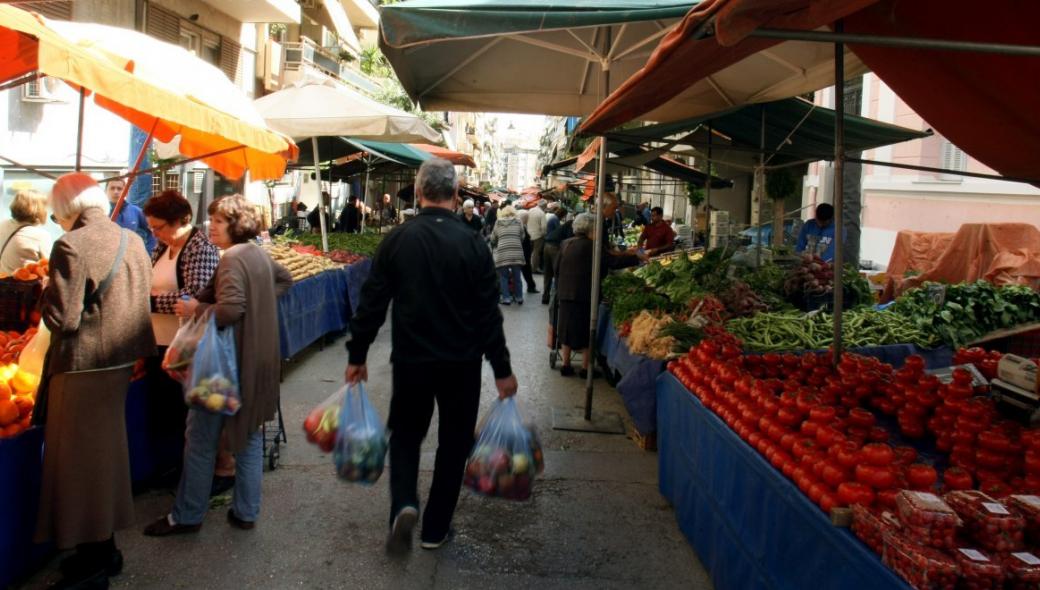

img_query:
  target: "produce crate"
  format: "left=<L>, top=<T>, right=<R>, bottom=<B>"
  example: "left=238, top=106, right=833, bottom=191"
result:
left=0, top=278, right=41, bottom=332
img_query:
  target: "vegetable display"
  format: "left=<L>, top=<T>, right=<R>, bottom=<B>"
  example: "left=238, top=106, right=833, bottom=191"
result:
left=282, top=230, right=385, bottom=258
left=726, top=308, right=938, bottom=352
left=892, top=281, right=1040, bottom=348
left=264, top=244, right=343, bottom=282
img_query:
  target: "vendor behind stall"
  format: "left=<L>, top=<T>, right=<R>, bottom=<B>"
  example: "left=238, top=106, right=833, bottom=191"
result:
left=637, top=206, right=676, bottom=257
left=796, top=203, right=839, bottom=262
left=0, top=189, right=52, bottom=274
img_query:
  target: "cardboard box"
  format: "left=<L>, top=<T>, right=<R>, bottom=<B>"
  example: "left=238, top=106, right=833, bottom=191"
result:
left=999, top=354, right=1039, bottom=393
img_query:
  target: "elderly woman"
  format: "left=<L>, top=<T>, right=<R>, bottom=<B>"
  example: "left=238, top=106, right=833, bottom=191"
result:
left=142, top=190, right=221, bottom=485
left=490, top=205, right=527, bottom=305
left=554, top=213, right=597, bottom=378
left=459, top=199, right=484, bottom=233
left=145, top=195, right=291, bottom=536
left=0, top=189, right=53, bottom=274
left=35, top=173, right=155, bottom=588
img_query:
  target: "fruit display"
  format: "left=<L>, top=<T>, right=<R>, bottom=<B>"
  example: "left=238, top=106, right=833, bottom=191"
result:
left=0, top=361, right=39, bottom=439
left=464, top=398, right=538, bottom=501
left=325, top=249, right=366, bottom=265
left=850, top=504, right=899, bottom=554
left=1, top=258, right=48, bottom=282
left=783, top=255, right=834, bottom=297
left=1007, top=495, right=1040, bottom=545
left=1002, top=552, right=1040, bottom=590
left=883, top=531, right=960, bottom=590
left=944, top=490, right=1026, bottom=552
left=951, top=548, right=1003, bottom=590
left=332, top=384, right=387, bottom=485
left=895, top=491, right=961, bottom=550
left=185, top=376, right=240, bottom=416
left=264, top=244, right=342, bottom=281
left=1, top=327, right=38, bottom=365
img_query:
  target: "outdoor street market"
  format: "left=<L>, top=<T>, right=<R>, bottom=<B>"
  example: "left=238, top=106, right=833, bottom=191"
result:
left=2, top=1, right=1040, bottom=589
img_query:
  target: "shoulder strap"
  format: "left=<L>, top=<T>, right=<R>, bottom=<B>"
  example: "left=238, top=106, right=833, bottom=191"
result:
left=0, top=224, right=29, bottom=259
left=86, top=229, right=128, bottom=308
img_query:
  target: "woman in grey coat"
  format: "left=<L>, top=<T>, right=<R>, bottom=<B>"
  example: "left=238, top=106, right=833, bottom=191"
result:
left=490, top=205, right=526, bottom=305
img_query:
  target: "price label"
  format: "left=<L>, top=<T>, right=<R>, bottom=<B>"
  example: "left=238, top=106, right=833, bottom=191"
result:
left=912, top=491, right=941, bottom=503
left=959, top=549, right=989, bottom=562
left=1013, top=495, right=1040, bottom=509
left=1014, top=552, right=1040, bottom=566
left=983, top=502, right=1010, bottom=515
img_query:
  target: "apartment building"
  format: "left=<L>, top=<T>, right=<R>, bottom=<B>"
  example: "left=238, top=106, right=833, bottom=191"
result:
left=806, top=73, right=1040, bottom=267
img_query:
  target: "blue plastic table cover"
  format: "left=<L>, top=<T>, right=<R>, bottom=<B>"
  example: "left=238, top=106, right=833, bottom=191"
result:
left=278, top=266, right=355, bottom=359
left=598, top=307, right=667, bottom=433
left=344, top=258, right=372, bottom=316
left=125, top=376, right=153, bottom=484
left=0, top=426, right=50, bottom=588
left=657, top=373, right=910, bottom=590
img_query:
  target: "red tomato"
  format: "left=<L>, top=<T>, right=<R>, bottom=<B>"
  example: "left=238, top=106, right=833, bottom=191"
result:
left=800, top=420, right=820, bottom=438
left=815, top=426, right=844, bottom=449
left=943, top=466, right=974, bottom=490
left=893, top=446, right=918, bottom=466
left=837, top=481, right=875, bottom=507
left=847, top=408, right=876, bottom=429
left=808, top=405, right=837, bottom=424
left=860, top=443, right=895, bottom=466
left=868, top=426, right=890, bottom=443
left=875, top=488, right=900, bottom=510
left=906, top=464, right=938, bottom=490
left=834, top=441, right=861, bottom=470
left=855, top=464, right=897, bottom=490
left=821, top=462, right=848, bottom=488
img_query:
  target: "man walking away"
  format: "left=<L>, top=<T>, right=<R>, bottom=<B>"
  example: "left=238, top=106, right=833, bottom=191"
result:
left=527, top=201, right=547, bottom=272
left=344, top=158, right=518, bottom=554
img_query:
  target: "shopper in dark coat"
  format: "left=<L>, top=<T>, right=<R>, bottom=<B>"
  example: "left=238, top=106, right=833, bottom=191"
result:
left=35, top=172, right=156, bottom=588
left=339, top=195, right=362, bottom=233
left=346, top=158, right=517, bottom=554
left=554, top=213, right=596, bottom=379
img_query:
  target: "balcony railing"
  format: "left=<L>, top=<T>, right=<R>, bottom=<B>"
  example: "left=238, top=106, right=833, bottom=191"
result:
left=283, top=37, right=342, bottom=79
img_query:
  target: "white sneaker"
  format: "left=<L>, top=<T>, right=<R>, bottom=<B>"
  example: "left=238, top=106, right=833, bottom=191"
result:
left=386, top=506, right=418, bottom=554
left=420, top=529, right=455, bottom=550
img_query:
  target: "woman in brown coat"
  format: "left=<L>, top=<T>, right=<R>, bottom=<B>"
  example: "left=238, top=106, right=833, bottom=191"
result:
left=35, top=173, right=156, bottom=588
left=145, top=195, right=291, bottom=536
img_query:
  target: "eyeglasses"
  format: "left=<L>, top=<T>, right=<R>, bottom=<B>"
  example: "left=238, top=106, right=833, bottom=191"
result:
left=148, top=221, right=168, bottom=234
left=50, top=214, right=58, bottom=223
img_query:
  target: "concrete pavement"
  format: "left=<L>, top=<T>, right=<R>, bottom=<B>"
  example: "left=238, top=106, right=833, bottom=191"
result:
left=20, top=274, right=712, bottom=589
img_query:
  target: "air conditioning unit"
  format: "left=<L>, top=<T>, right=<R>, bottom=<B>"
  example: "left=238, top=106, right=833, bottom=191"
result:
left=22, top=76, right=64, bottom=103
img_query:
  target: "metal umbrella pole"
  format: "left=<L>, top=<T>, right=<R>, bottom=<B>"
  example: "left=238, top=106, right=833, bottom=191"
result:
left=554, top=28, right=624, bottom=435
left=832, top=20, right=847, bottom=364
left=311, top=137, right=330, bottom=253
left=704, top=125, right=712, bottom=247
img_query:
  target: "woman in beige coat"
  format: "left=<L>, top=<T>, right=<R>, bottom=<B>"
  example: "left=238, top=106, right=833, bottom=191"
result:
left=145, top=194, right=291, bottom=536
left=35, top=173, right=156, bottom=589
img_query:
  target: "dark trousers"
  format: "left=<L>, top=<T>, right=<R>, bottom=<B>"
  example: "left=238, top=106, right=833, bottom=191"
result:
left=541, top=242, right=560, bottom=303
left=388, top=360, right=482, bottom=540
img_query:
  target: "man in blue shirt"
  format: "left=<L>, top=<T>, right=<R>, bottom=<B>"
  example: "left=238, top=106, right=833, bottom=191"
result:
left=796, top=203, right=837, bottom=262
left=107, top=177, right=156, bottom=254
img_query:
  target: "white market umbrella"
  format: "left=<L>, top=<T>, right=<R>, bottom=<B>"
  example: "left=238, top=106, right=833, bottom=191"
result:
left=254, top=78, right=441, bottom=249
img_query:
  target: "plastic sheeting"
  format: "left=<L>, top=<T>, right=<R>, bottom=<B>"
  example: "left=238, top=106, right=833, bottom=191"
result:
left=884, top=223, right=1040, bottom=300
left=599, top=308, right=666, bottom=434
left=0, top=426, right=49, bottom=589
left=657, top=373, right=910, bottom=590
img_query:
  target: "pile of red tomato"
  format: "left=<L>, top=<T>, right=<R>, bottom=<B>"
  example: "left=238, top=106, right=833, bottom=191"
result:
left=667, top=333, right=1040, bottom=589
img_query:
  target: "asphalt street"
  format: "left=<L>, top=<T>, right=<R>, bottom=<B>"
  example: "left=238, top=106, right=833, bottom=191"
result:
left=21, top=274, right=712, bottom=590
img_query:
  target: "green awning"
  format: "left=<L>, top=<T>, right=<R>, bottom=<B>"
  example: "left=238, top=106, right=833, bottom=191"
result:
left=343, top=139, right=432, bottom=168
left=607, top=97, right=931, bottom=166
left=379, top=0, right=700, bottom=116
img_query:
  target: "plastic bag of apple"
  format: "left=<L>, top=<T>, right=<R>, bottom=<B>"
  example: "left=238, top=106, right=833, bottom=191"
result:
left=465, top=398, right=543, bottom=501
left=332, top=383, right=387, bottom=485
left=303, top=389, right=343, bottom=453
left=183, top=316, right=241, bottom=415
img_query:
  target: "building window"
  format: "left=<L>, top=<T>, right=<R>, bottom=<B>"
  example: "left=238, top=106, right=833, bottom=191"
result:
left=940, top=140, right=967, bottom=181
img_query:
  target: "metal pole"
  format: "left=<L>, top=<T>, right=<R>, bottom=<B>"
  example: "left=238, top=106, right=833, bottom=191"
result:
left=755, top=106, right=765, bottom=266
left=832, top=20, right=846, bottom=365
left=75, top=88, right=86, bottom=171
left=704, top=125, right=712, bottom=248
left=311, top=137, right=329, bottom=253
left=847, top=157, right=1040, bottom=186
left=748, top=28, right=1040, bottom=56
left=362, top=158, right=371, bottom=232
left=585, top=32, right=611, bottom=421
left=111, top=119, right=157, bottom=220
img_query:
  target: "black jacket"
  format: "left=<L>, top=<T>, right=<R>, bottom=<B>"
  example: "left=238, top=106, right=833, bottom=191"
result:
left=339, top=203, right=361, bottom=233
left=459, top=211, right=484, bottom=233
left=346, top=207, right=512, bottom=378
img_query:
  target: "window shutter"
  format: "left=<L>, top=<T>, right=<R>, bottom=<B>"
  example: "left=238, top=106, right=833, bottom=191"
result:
left=11, top=1, right=72, bottom=21
left=940, top=140, right=967, bottom=180
left=220, top=38, right=241, bottom=83
left=145, top=3, right=181, bottom=45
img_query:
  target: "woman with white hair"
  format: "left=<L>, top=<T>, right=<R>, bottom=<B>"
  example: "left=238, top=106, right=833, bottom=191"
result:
left=554, top=213, right=597, bottom=377
left=459, top=199, right=484, bottom=233
left=490, top=205, right=526, bottom=305
left=35, top=172, right=156, bottom=588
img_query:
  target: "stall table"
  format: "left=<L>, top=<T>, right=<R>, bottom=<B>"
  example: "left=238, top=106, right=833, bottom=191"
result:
left=0, top=426, right=49, bottom=588
left=278, top=261, right=370, bottom=359
left=657, top=372, right=910, bottom=590
left=598, top=306, right=665, bottom=437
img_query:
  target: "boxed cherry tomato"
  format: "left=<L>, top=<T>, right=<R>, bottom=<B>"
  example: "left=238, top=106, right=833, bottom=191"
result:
left=895, top=490, right=962, bottom=549
left=851, top=504, right=899, bottom=554
left=944, top=490, right=1025, bottom=553
left=882, top=531, right=960, bottom=590
left=951, top=548, right=1003, bottom=590
left=1007, top=494, right=1040, bottom=545
left=1002, top=551, right=1040, bottom=590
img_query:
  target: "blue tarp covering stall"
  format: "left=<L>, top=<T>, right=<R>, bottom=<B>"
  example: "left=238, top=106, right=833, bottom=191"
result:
left=278, top=262, right=370, bottom=358
left=0, top=427, right=49, bottom=588
left=598, top=307, right=666, bottom=435
left=657, top=373, right=910, bottom=590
